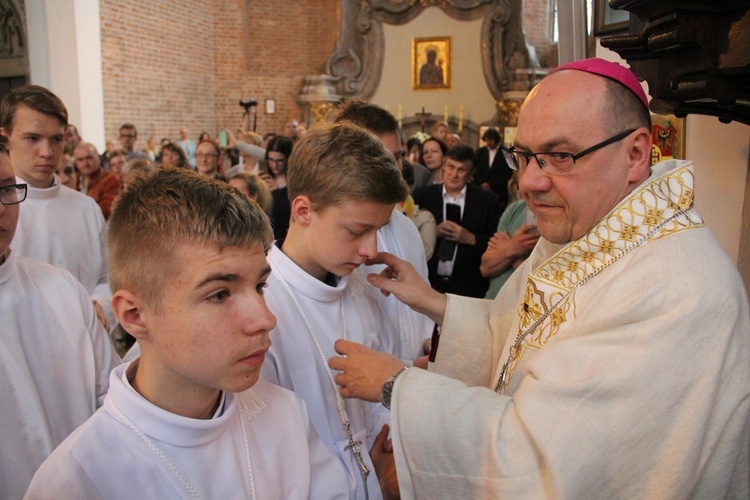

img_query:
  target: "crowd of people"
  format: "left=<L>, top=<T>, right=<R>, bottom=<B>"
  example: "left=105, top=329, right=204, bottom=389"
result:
left=1, top=57, right=748, bottom=499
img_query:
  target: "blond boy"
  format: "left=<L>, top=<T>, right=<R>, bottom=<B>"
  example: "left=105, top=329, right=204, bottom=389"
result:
left=260, top=122, right=408, bottom=499
left=26, top=168, right=347, bottom=499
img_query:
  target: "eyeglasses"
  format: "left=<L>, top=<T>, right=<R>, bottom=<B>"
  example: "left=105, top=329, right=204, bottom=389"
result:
left=195, top=153, right=218, bottom=159
left=502, top=129, right=636, bottom=175
left=266, top=158, right=287, bottom=165
left=0, top=183, right=28, bottom=206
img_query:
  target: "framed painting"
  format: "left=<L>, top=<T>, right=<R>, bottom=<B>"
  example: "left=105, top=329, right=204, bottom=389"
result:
left=593, top=0, right=630, bottom=36
left=651, top=114, right=686, bottom=163
left=412, top=37, right=451, bottom=90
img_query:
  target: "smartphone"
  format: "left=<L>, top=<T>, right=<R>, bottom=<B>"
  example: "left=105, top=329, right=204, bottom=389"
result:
left=446, top=203, right=461, bottom=223
left=219, top=130, right=228, bottom=148
left=525, top=208, right=538, bottom=229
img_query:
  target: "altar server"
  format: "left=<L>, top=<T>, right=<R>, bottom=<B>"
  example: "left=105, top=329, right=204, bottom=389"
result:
left=0, top=136, right=119, bottom=500
left=260, top=122, right=408, bottom=499
left=26, top=168, right=347, bottom=499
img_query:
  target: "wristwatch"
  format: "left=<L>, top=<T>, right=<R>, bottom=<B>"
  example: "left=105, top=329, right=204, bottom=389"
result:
left=380, top=367, right=408, bottom=410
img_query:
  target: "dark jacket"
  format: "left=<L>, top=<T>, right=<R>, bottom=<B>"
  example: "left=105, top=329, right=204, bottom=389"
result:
left=473, top=146, right=513, bottom=213
left=413, top=183, right=502, bottom=298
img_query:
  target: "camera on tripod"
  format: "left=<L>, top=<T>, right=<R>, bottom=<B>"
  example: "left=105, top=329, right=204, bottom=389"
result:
left=239, top=99, right=258, bottom=112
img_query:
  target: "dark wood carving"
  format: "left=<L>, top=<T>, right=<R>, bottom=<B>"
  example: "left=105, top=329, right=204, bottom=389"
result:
left=600, top=1, right=750, bottom=125
left=324, top=0, right=533, bottom=101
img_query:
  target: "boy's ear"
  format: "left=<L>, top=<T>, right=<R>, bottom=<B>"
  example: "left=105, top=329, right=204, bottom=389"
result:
left=290, top=194, right=313, bottom=226
left=112, top=290, right=149, bottom=341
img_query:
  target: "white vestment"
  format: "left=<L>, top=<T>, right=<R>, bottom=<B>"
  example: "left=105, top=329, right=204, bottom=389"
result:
left=261, top=245, right=393, bottom=500
left=390, top=160, right=750, bottom=498
left=0, top=253, right=119, bottom=499
left=25, top=362, right=348, bottom=499
left=358, top=209, right=433, bottom=361
left=11, top=175, right=114, bottom=327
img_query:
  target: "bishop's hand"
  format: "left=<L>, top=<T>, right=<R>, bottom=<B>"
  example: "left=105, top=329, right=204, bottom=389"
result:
left=329, top=339, right=406, bottom=403
left=365, top=252, right=447, bottom=325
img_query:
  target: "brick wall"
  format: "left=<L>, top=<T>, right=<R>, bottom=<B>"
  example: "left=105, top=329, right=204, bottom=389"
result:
left=99, top=0, right=548, bottom=147
left=100, top=0, right=340, bottom=147
left=522, top=0, right=555, bottom=68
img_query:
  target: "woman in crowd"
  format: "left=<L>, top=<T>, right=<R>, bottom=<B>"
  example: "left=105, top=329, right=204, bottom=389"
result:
left=264, top=135, right=293, bottom=190
left=420, top=136, right=447, bottom=183
left=159, top=141, right=190, bottom=169
left=229, top=171, right=273, bottom=215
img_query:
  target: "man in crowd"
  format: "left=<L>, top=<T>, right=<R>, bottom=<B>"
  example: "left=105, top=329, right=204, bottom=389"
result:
left=118, top=123, right=149, bottom=160
left=74, top=142, right=120, bottom=219
left=195, top=139, right=226, bottom=181
left=473, top=127, right=513, bottom=213
left=0, top=85, right=115, bottom=329
left=413, top=145, right=501, bottom=298
left=330, top=58, right=750, bottom=498
left=283, top=119, right=300, bottom=142
left=0, top=134, right=118, bottom=499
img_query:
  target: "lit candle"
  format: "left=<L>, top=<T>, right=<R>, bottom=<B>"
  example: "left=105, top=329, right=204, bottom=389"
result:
left=397, top=104, right=403, bottom=129
left=444, top=105, right=449, bottom=123
left=458, top=105, right=464, bottom=133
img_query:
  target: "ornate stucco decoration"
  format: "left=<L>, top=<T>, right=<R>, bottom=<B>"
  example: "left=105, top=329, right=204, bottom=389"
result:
left=324, top=0, right=534, bottom=101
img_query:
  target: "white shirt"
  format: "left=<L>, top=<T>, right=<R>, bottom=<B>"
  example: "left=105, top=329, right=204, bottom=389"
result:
left=437, top=184, right=467, bottom=277
left=25, top=362, right=348, bottom=499
left=261, top=245, right=392, bottom=500
left=358, top=209, right=433, bottom=361
left=0, top=252, right=119, bottom=499
left=488, top=145, right=499, bottom=167
left=11, top=175, right=114, bottom=328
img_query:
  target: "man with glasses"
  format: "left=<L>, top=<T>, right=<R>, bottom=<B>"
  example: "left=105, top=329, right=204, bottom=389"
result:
left=0, top=85, right=116, bottom=330
left=118, top=123, right=149, bottom=160
left=195, top=139, right=226, bottom=181
left=329, top=58, right=750, bottom=498
left=0, top=135, right=119, bottom=499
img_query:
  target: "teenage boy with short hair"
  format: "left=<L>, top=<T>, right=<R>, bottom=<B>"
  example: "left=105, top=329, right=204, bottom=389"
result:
left=260, top=122, right=408, bottom=499
left=26, top=168, right=347, bottom=499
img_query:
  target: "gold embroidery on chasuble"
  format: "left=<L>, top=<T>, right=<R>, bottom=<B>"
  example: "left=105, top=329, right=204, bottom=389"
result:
left=503, top=164, right=703, bottom=387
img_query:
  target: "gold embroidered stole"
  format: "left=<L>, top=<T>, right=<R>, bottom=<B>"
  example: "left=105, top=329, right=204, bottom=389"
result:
left=501, top=163, right=704, bottom=391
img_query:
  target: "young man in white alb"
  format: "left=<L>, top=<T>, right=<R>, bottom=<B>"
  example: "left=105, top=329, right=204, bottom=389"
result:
left=26, top=168, right=347, bottom=499
left=0, top=136, right=119, bottom=499
left=261, top=122, right=408, bottom=499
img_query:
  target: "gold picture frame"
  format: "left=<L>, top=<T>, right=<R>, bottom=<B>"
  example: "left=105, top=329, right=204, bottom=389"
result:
left=412, top=37, right=451, bottom=90
left=650, top=114, right=686, bottom=163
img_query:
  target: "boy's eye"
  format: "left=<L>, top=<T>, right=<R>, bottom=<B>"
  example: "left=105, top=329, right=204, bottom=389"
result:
left=208, top=289, right=230, bottom=302
left=256, top=282, right=267, bottom=295
left=347, top=228, right=363, bottom=237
